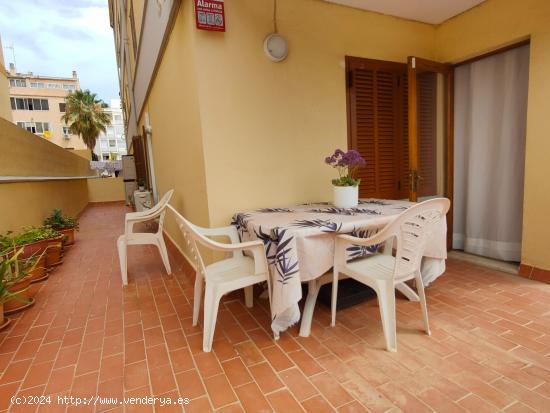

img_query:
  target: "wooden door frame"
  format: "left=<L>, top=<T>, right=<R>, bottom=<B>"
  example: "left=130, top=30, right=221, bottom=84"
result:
left=407, top=56, right=454, bottom=249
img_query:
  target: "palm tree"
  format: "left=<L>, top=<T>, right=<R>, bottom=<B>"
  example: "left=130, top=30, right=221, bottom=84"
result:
left=61, top=89, right=112, bottom=157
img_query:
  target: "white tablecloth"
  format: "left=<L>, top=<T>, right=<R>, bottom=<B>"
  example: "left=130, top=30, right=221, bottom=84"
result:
left=232, top=199, right=447, bottom=335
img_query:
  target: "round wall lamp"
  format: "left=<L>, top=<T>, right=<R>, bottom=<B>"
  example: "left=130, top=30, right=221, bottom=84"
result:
left=264, top=33, right=288, bottom=62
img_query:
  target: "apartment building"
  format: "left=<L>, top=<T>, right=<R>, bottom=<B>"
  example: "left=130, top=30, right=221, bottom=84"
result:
left=0, top=37, right=11, bottom=121
left=94, top=98, right=127, bottom=160
left=7, top=65, right=87, bottom=150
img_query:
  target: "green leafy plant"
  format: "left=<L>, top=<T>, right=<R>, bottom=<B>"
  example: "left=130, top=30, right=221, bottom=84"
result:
left=0, top=248, right=37, bottom=305
left=137, top=179, right=145, bottom=188
left=44, top=209, right=79, bottom=231
left=0, top=227, right=61, bottom=250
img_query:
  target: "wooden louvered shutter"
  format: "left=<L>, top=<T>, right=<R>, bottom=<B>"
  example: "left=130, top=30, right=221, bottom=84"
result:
left=417, top=72, right=437, bottom=197
left=346, top=57, right=408, bottom=199
left=132, top=135, right=150, bottom=189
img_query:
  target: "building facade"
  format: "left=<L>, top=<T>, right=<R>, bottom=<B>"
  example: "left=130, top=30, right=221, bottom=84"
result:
left=0, top=37, right=12, bottom=121
left=108, top=0, right=550, bottom=273
left=94, top=98, right=127, bottom=160
left=7, top=65, right=87, bottom=150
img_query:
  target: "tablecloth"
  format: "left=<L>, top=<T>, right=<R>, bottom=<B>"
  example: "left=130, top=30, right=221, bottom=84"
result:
left=231, top=199, right=447, bottom=335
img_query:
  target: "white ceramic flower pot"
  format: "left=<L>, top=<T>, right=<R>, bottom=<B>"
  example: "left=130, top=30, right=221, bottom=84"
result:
left=333, top=185, right=359, bottom=208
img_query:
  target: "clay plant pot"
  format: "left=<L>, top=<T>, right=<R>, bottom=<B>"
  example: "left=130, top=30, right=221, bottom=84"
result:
left=59, top=228, right=75, bottom=246
left=45, top=239, right=64, bottom=268
left=4, top=277, right=34, bottom=315
left=27, top=254, right=48, bottom=283
left=0, top=304, right=11, bottom=331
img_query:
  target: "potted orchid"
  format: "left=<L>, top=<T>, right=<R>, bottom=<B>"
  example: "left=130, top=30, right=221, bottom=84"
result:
left=325, top=149, right=366, bottom=208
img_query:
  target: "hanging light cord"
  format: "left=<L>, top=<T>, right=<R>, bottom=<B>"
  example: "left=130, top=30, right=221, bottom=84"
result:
left=273, top=0, right=278, bottom=33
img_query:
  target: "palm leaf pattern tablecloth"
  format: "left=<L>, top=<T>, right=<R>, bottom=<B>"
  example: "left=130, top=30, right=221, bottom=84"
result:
left=231, top=199, right=447, bottom=336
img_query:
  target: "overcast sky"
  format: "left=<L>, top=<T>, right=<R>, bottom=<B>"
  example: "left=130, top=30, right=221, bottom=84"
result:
left=0, top=0, right=119, bottom=103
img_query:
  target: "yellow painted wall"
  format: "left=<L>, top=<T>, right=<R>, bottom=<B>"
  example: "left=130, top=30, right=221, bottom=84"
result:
left=0, top=119, right=93, bottom=234
left=0, top=180, right=88, bottom=234
left=192, top=0, right=435, bottom=226
left=140, top=1, right=211, bottom=256
left=0, top=118, right=93, bottom=177
left=87, top=177, right=125, bottom=202
left=136, top=0, right=550, bottom=270
left=436, top=0, right=550, bottom=269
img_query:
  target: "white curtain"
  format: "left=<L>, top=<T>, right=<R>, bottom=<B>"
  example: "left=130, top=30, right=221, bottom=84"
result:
left=453, top=45, right=529, bottom=262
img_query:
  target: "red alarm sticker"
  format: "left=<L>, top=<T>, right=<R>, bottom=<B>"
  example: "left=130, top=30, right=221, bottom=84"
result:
left=195, top=0, right=225, bottom=32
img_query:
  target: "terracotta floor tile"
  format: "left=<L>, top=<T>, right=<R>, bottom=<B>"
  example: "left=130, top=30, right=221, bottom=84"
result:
left=337, top=400, right=369, bottom=413
left=458, top=393, right=505, bottom=413
left=174, top=369, right=205, bottom=399
left=0, top=358, right=32, bottom=385
left=185, top=396, right=213, bottom=413
left=417, top=387, right=467, bottom=413
left=149, top=364, right=177, bottom=396
left=21, top=361, right=54, bottom=389
left=266, top=389, right=303, bottom=413
left=261, top=345, right=294, bottom=371
left=45, top=365, right=74, bottom=395
left=203, top=373, right=237, bottom=409
left=222, top=358, right=253, bottom=387
left=287, top=349, right=324, bottom=376
left=248, top=362, right=283, bottom=393
left=99, top=353, right=124, bottom=381
left=0, top=381, right=24, bottom=411
left=54, top=344, right=80, bottom=369
left=13, top=339, right=42, bottom=361
left=164, top=330, right=187, bottom=351
left=234, top=341, right=264, bottom=366
left=169, top=347, right=194, bottom=373
left=193, top=351, right=222, bottom=378
left=143, top=326, right=164, bottom=348
left=145, top=344, right=170, bottom=369
left=310, top=372, right=354, bottom=408
left=279, top=368, right=319, bottom=402
left=124, top=340, right=146, bottom=365
left=71, top=370, right=99, bottom=396
left=301, top=395, right=334, bottom=413
left=124, top=360, right=149, bottom=390
left=233, top=382, right=271, bottom=412
left=75, top=348, right=102, bottom=376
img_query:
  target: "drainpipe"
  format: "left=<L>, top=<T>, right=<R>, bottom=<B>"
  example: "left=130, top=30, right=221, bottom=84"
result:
left=144, top=112, right=158, bottom=203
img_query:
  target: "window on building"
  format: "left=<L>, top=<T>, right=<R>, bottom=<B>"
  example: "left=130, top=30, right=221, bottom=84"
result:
left=63, top=126, right=70, bottom=136
left=10, top=97, right=49, bottom=111
left=9, top=78, right=26, bottom=87
left=109, top=140, right=116, bottom=147
left=113, top=115, right=122, bottom=122
left=59, top=102, right=66, bottom=112
left=30, top=82, right=45, bottom=88
left=102, top=154, right=110, bottom=161
left=106, top=126, right=114, bottom=136
left=48, top=83, right=62, bottom=89
left=62, top=84, right=76, bottom=91
left=17, top=122, right=50, bottom=135
left=100, top=141, right=108, bottom=149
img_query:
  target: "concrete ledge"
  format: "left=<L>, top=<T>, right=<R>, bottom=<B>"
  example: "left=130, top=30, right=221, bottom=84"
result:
left=0, top=176, right=96, bottom=183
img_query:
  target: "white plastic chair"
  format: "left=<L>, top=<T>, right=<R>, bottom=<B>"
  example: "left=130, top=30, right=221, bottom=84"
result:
left=331, top=198, right=450, bottom=352
left=117, top=189, right=174, bottom=285
left=167, top=204, right=271, bottom=352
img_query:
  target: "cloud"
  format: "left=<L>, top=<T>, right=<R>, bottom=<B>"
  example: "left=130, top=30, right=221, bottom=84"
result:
left=0, top=0, right=119, bottom=103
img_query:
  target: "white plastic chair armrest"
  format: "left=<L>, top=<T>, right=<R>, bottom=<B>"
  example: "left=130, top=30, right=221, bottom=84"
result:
left=196, top=225, right=241, bottom=245
left=335, top=229, right=394, bottom=267
left=204, top=238, right=268, bottom=275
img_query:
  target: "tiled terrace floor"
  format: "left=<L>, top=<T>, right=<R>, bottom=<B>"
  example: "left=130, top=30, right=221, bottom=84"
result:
left=1, top=203, right=550, bottom=412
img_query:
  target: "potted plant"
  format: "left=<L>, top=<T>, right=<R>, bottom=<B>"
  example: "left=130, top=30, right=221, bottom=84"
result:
left=1, top=248, right=35, bottom=322
left=1, top=227, right=64, bottom=268
left=137, top=179, right=145, bottom=191
left=44, top=209, right=79, bottom=246
left=325, top=149, right=366, bottom=208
